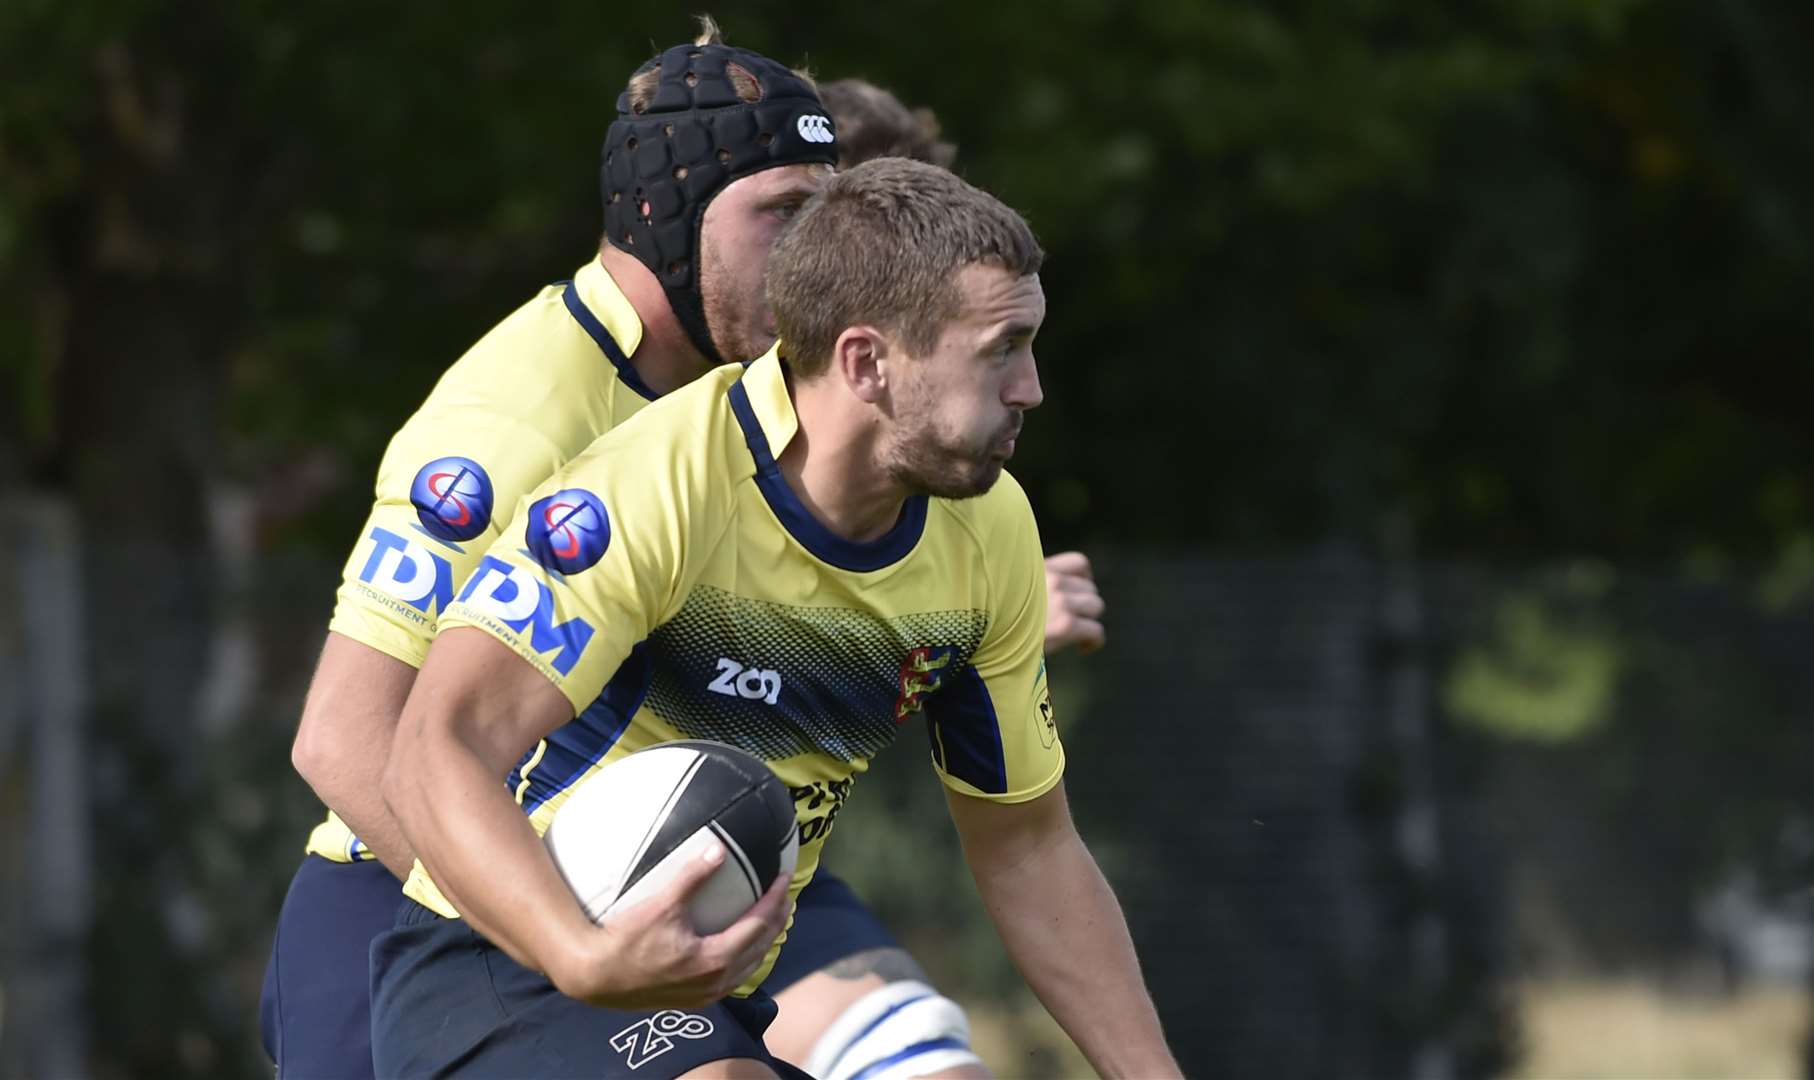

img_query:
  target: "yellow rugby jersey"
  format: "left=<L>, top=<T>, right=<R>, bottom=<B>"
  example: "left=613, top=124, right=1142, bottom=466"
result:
left=410, top=350, right=1065, bottom=993
left=307, top=258, right=656, bottom=863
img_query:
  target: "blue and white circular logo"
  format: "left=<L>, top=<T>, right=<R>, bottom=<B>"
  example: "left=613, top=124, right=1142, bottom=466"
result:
left=525, top=489, right=611, bottom=574
left=410, top=456, right=495, bottom=542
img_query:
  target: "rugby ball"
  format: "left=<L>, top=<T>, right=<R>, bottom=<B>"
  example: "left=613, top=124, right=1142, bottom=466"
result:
left=543, top=740, right=799, bottom=934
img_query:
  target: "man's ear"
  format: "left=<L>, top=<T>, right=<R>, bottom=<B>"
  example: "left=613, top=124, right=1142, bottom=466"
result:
left=832, top=325, right=893, bottom=405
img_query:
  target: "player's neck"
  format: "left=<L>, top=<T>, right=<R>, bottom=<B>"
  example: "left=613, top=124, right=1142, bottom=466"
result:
left=779, top=374, right=912, bottom=544
left=596, top=246, right=715, bottom=397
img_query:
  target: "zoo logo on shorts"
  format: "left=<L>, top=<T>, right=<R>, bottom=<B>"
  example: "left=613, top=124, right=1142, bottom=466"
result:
left=525, top=488, right=610, bottom=574
left=609, top=1010, right=715, bottom=1070
left=409, top=456, right=494, bottom=542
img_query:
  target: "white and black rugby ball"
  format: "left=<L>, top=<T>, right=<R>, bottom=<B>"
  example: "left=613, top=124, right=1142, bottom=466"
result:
left=543, top=740, right=798, bottom=934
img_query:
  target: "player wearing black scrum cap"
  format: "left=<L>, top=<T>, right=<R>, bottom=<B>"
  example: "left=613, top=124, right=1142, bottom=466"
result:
left=264, top=23, right=839, bottom=1080
left=598, top=30, right=837, bottom=374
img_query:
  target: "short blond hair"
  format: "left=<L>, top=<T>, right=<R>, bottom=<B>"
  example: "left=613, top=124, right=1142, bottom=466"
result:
left=767, top=158, right=1043, bottom=378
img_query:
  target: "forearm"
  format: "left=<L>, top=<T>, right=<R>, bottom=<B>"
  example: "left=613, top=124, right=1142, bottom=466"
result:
left=291, top=633, right=419, bottom=877
left=384, top=722, right=596, bottom=982
left=972, top=831, right=1176, bottom=1078
left=298, top=736, right=414, bottom=878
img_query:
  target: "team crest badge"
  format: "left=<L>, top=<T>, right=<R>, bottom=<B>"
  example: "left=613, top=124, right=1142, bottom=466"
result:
left=893, top=645, right=957, bottom=723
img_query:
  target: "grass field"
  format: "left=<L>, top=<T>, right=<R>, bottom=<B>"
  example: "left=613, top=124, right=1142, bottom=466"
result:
left=963, top=995, right=1092, bottom=1078
left=960, top=981, right=1811, bottom=1079
left=1510, top=980, right=1810, bottom=1080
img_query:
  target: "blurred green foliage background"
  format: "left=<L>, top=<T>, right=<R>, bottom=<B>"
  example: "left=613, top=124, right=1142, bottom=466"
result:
left=5, top=0, right=1808, bottom=563
left=1, top=1, right=1810, bottom=1077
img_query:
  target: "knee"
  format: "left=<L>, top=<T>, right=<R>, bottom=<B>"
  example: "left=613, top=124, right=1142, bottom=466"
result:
left=803, top=980, right=988, bottom=1080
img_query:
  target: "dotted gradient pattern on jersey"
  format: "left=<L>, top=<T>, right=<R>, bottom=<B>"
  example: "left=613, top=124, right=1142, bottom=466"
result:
left=641, top=584, right=991, bottom=763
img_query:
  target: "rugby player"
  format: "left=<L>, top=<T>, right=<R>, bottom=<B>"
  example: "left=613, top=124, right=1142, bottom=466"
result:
left=375, top=156, right=1176, bottom=1079
left=759, top=76, right=1102, bottom=1079
left=261, top=24, right=1103, bottom=1080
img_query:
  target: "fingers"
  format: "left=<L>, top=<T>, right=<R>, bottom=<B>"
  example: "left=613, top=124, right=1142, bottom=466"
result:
left=1045, top=551, right=1108, bottom=654
left=1056, top=590, right=1106, bottom=619
left=610, top=833, right=726, bottom=926
left=708, top=872, right=790, bottom=958
left=1049, top=575, right=1098, bottom=597
left=702, top=872, right=791, bottom=992
left=587, top=863, right=788, bottom=1011
left=672, top=832, right=730, bottom=897
left=1056, top=617, right=1106, bottom=654
left=1043, top=616, right=1105, bottom=654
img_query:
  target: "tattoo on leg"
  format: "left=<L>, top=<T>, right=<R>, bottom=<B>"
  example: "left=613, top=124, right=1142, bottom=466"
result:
left=821, top=947, right=928, bottom=984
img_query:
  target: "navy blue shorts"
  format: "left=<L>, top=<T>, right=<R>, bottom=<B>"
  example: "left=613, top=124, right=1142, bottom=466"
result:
left=759, top=868, right=901, bottom=993
left=259, top=854, right=400, bottom=1079
left=259, top=855, right=892, bottom=1077
left=371, top=898, right=808, bottom=1078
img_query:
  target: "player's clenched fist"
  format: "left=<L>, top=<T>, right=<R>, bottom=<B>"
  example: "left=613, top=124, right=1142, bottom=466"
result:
left=1044, top=550, right=1106, bottom=654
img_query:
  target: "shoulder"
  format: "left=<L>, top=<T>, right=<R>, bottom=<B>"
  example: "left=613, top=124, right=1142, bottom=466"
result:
left=929, top=472, right=1043, bottom=613
left=936, top=469, right=1038, bottom=549
left=431, top=281, right=584, bottom=395
left=551, top=363, right=750, bottom=513
left=590, top=361, right=746, bottom=465
left=406, top=280, right=614, bottom=449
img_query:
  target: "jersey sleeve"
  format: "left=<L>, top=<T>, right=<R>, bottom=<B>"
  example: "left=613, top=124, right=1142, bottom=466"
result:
left=437, top=419, right=718, bottom=715
left=327, top=405, right=569, bottom=669
left=927, top=481, right=1066, bottom=803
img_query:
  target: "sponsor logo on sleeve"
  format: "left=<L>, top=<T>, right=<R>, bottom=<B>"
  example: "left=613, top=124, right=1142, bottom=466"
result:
left=525, top=488, right=610, bottom=575
left=355, top=526, right=455, bottom=618
left=409, top=456, right=495, bottom=542
left=1034, top=658, right=1057, bottom=748
left=457, top=555, right=595, bottom=676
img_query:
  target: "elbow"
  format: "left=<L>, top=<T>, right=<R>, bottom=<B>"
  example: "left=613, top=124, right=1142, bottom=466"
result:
left=290, top=712, right=336, bottom=794
left=544, top=953, right=593, bottom=1003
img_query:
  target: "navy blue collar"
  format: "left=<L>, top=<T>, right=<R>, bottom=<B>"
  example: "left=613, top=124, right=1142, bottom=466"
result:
left=726, top=377, right=928, bottom=573
left=558, top=279, right=659, bottom=402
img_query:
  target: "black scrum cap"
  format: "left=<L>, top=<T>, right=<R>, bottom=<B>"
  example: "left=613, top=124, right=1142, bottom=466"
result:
left=601, top=43, right=837, bottom=365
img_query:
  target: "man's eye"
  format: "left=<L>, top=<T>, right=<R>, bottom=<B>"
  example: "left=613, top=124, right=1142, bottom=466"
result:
left=773, top=202, right=802, bottom=221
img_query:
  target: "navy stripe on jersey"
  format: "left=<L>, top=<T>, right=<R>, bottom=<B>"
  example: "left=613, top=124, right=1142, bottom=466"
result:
left=923, top=665, right=1009, bottom=794
left=514, top=641, right=655, bottom=814
left=728, top=378, right=928, bottom=572
left=558, top=279, right=659, bottom=402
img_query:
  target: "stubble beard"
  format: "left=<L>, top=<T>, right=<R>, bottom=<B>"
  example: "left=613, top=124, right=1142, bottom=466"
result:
left=882, top=399, right=1008, bottom=501
left=698, top=233, right=772, bottom=366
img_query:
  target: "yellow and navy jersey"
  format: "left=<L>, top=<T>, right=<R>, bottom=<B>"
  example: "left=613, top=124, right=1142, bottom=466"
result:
left=409, top=349, right=1065, bottom=993
left=306, top=258, right=656, bottom=863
